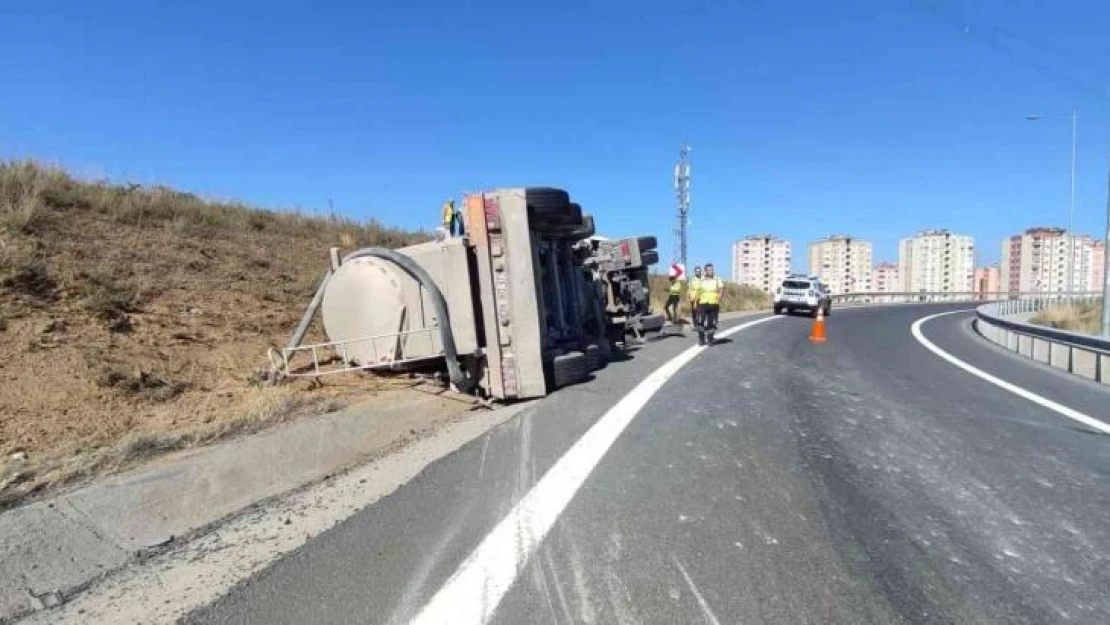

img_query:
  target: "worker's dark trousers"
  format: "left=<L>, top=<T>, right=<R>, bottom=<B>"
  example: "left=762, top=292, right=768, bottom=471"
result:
left=665, top=294, right=680, bottom=321
left=691, top=302, right=702, bottom=328
left=448, top=214, right=465, bottom=237
left=701, top=304, right=719, bottom=331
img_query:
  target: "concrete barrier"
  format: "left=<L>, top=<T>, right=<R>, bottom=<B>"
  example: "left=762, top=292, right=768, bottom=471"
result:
left=1032, top=338, right=1050, bottom=363
left=1073, top=349, right=1098, bottom=380
left=975, top=298, right=1110, bottom=386
left=1018, top=335, right=1033, bottom=358
left=1049, top=342, right=1069, bottom=369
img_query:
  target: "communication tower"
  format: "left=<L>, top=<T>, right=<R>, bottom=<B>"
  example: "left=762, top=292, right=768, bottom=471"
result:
left=673, top=144, right=691, bottom=270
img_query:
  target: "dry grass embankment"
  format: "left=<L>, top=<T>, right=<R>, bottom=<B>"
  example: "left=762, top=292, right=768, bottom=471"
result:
left=648, top=275, right=770, bottom=317
left=0, top=160, right=431, bottom=507
left=1029, top=300, right=1103, bottom=336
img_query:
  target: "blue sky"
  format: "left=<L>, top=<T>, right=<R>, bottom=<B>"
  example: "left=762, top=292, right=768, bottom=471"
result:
left=2, top=0, right=1109, bottom=273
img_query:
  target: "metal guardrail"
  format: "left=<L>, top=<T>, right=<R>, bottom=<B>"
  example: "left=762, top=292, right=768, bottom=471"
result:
left=829, top=291, right=1101, bottom=305
left=975, top=296, right=1110, bottom=384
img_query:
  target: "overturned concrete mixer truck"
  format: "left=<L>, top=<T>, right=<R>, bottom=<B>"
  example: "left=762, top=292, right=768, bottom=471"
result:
left=271, top=187, right=664, bottom=400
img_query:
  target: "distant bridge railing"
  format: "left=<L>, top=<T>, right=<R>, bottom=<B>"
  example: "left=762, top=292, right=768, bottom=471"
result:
left=975, top=295, right=1110, bottom=384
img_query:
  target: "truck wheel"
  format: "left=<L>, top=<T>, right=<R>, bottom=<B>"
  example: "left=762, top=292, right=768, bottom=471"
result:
left=824, top=304, right=832, bottom=317
left=773, top=305, right=783, bottom=315
left=640, top=250, right=659, bottom=265
left=526, top=188, right=579, bottom=222
left=532, top=203, right=583, bottom=231
left=606, top=324, right=625, bottom=348
left=525, top=187, right=570, bottom=209
left=584, top=343, right=606, bottom=371
left=551, top=351, right=589, bottom=389
left=564, top=213, right=595, bottom=240
left=546, top=210, right=593, bottom=239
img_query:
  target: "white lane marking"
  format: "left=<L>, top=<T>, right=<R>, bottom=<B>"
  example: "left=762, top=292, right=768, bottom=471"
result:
left=911, top=310, right=1110, bottom=435
left=477, top=431, right=491, bottom=478
left=672, top=555, right=723, bottom=625
left=410, top=315, right=781, bottom=625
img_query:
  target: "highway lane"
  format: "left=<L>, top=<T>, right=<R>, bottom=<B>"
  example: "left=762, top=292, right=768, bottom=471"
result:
left=919, top=309, right=1110, bottom=431
left=185, top=314, right=773, bottom=625
left=188, top=304, right=1109, bottom=625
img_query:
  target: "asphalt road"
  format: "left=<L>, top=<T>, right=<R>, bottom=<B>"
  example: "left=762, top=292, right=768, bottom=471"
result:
left=187, top=304, right=1110, bottom=625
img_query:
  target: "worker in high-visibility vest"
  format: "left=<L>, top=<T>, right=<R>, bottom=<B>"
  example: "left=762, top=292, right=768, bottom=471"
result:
left=687, top=265, right=703, bottom=328
left=665, top=275, right=683, bottom=322
left=697, top=263, right=725, bottom=345
left=441, top=199, right=464, bottom=237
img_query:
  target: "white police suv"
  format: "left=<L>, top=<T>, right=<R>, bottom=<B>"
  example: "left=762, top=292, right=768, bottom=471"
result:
left=772, top=274, right=831, bottom=317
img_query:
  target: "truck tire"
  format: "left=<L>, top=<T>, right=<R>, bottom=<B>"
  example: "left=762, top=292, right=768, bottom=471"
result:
left=532, top=203, right=583, bottom=231
left=548, top=212, right=594, bottom=240
left=525, top=187, right=570, bottom=208
left=640, top=250, right=659, bottom=265
left=566, top=213, right=595, bottom=240
left=606, top=323, right=625, bottom=348
left=551, top=351, right=588, bottom=389
left=526, top=188, right=577, bottom=221
left=636, top=236, right=658, bottom=251
left=584, top=343, right=606, bottom=371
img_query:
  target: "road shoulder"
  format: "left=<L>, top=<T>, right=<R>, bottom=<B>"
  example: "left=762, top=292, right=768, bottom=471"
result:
left=0, top=389, right=496, bottom=624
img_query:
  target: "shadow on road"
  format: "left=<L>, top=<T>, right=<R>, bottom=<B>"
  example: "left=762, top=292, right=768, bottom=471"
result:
left=646, top=332, right=688, bottom=343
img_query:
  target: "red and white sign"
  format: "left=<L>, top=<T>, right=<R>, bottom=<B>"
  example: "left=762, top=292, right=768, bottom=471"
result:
left=669, top=263, right=685, bottom=279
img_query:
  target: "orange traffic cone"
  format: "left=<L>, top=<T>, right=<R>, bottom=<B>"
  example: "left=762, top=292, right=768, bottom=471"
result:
left=810, top=306, right=827, bottom=343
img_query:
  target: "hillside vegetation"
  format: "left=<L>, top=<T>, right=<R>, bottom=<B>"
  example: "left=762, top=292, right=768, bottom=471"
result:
left=1030, top=300, right=1103, bottom=336
left=648, top=275, right=770, bottom=316
left=0, top=160, right=429, bottom=506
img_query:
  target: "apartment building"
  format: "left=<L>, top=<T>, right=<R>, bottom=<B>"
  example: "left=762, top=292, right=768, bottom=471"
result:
left=871, top=262, right=900, bottom=293
left=731, top=235, right=792, bottom=291
left=1092, top=241, right=1106, bottom=291
left=898, top=229, right=975, bottom=293
left=808, top=235, right=872, bottom=295
left=1000, top=227, right=1104, bottom=294
left=973, top=265, right=1001, bottom=297
left=1076, top=235, right=1105, bottom=292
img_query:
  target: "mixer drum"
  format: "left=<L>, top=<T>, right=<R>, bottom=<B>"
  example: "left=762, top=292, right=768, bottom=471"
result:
left=321, top=256, right=437, bottom=367
left=320, top=240, right=479, bottom=368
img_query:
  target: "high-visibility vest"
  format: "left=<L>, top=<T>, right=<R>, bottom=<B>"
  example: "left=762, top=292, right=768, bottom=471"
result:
left=441, top=201, right=454, bottom=226
left=698, top=277, right=724, bottom=305
left=687, top=277, right=701, bottom=301
left=668, top=280, right=683, bottom=295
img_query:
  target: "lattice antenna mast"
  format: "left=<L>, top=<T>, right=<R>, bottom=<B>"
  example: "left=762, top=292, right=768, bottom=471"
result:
left=673, top=144, right=691, bottom=269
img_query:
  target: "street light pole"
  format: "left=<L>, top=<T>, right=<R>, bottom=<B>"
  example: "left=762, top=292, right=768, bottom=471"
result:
left=1027, top=111, right=1079, bottom=297
left=1102, top=149, right=1110, bottom=337
left=1069, top=109, right=1077, bottom=297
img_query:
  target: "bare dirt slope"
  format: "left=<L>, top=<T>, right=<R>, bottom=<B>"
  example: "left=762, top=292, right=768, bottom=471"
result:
left=0, top=161, right=434, bottom=507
